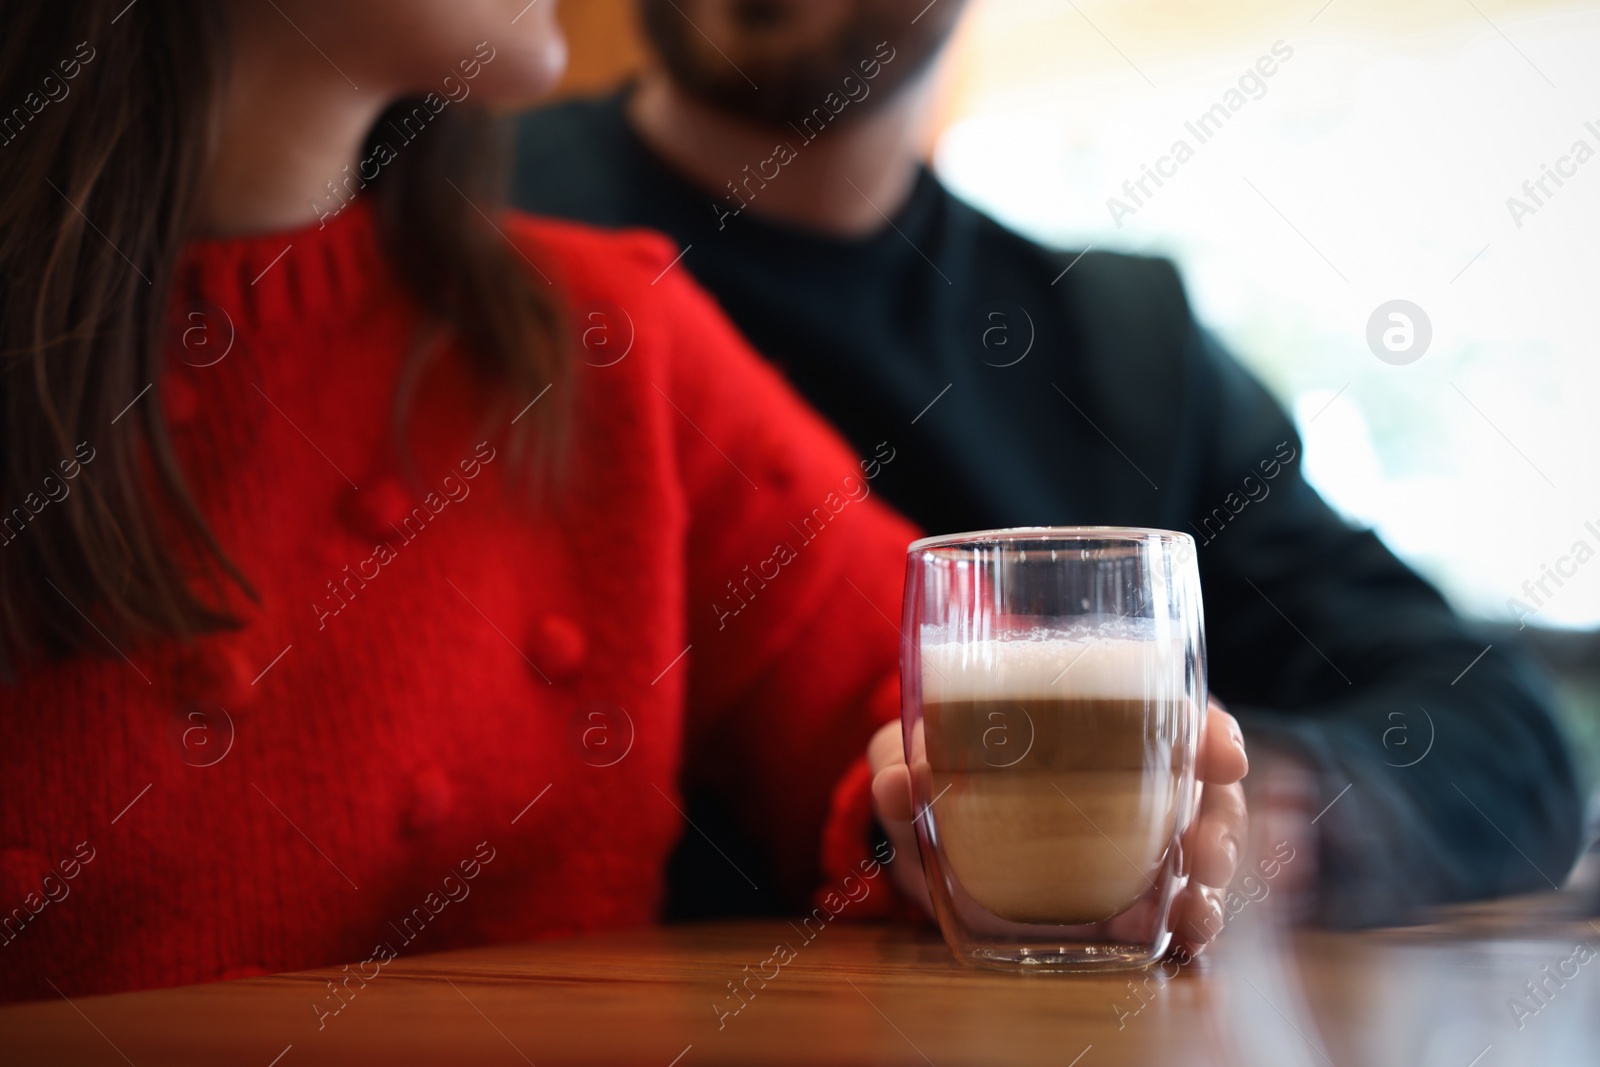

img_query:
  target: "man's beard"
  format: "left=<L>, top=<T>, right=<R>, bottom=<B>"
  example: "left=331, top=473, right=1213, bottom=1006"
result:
left=637, top=0, right=961, bottom=128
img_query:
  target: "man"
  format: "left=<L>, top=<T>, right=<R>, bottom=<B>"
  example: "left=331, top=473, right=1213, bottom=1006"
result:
left=511, top=0, right=1584, bottom=927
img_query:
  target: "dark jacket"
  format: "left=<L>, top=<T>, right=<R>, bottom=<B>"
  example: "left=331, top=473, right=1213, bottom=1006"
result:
left=510, top=90, right=1584, bottom=926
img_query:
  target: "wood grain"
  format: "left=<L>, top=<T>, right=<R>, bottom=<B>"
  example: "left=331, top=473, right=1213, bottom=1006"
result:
left=2, top=906, right=1597, bottom=1065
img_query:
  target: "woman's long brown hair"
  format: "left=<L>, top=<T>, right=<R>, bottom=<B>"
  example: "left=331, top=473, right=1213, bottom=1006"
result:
left=0, top=1, right=570, bottom=674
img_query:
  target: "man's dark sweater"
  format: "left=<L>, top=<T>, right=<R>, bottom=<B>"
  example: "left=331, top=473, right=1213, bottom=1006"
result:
left=511, top=90, right=1583, bottom=927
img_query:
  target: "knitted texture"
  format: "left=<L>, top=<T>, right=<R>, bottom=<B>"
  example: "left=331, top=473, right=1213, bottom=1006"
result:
left=0, top=204, right=916, bottom=1001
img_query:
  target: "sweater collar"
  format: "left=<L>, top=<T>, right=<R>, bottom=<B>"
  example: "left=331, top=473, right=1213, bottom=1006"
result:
left=175, top=199, right=391, bottom=339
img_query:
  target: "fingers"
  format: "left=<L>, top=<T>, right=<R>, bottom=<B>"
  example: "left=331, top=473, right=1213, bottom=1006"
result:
left=1170, top=883, right=1227, bottom=959
left=871, top=760, right=916, bottom=824
left=866, top=720, right=905, bottom=775
left=1198, top=698, right=1248, bottom=786
left=1168, top=767, right=1248, bottom=958
left=865, top=722, right=932, bottom=915
left=1174, top=698, right=1249, bottom=956
left=867, top=721, right=915, bottom=822
left=1188, top=780, right=1248, bottom=888
left=879, top=802, right=934, bottom=916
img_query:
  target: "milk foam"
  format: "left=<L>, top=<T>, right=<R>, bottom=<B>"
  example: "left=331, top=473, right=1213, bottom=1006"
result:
left=920, top=634, right=1182, bottom=702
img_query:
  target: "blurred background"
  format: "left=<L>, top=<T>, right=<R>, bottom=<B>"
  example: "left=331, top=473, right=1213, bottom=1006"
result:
left=548, top=0, right=1600, bottom=795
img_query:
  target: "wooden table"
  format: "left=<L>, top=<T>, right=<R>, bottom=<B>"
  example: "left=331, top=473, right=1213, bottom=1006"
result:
left=3, top=902, right=1598, bottom=1066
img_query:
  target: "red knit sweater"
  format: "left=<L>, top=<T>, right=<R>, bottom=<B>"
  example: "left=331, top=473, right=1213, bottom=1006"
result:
left=0, top=205, right=916, bottom=1003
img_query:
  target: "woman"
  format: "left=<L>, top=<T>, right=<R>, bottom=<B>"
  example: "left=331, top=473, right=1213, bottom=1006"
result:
left=0, top=0, right=1246, bottom=1001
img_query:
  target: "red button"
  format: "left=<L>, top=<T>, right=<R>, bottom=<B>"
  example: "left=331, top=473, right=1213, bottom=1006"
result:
left=530, top=614, right=586, bottom=682
left=340, top=477, right=416, bottom=544
left=173, top=643, right=256, bottom=709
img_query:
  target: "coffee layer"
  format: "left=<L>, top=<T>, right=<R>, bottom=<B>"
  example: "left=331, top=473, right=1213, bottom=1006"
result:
left=920, top=635, right=1183, bottom=703
left=920, top=689, right=1185, bottom=924
left=933, top=768, right=1178, bottom=923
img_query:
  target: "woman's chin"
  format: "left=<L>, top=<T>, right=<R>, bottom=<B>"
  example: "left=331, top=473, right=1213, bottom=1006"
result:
left=479, top=34, right=569, bottom=109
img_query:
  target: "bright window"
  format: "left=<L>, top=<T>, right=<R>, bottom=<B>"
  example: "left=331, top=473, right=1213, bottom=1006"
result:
left=934, top=0, right=1600, bottom=629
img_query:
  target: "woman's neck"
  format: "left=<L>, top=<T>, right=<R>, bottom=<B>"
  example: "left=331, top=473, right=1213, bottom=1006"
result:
left=195, top=16, right=387, bottom=237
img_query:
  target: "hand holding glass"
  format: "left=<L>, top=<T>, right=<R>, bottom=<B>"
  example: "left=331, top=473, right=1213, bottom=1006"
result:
left=901, top=528, right=1206, bottom=970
